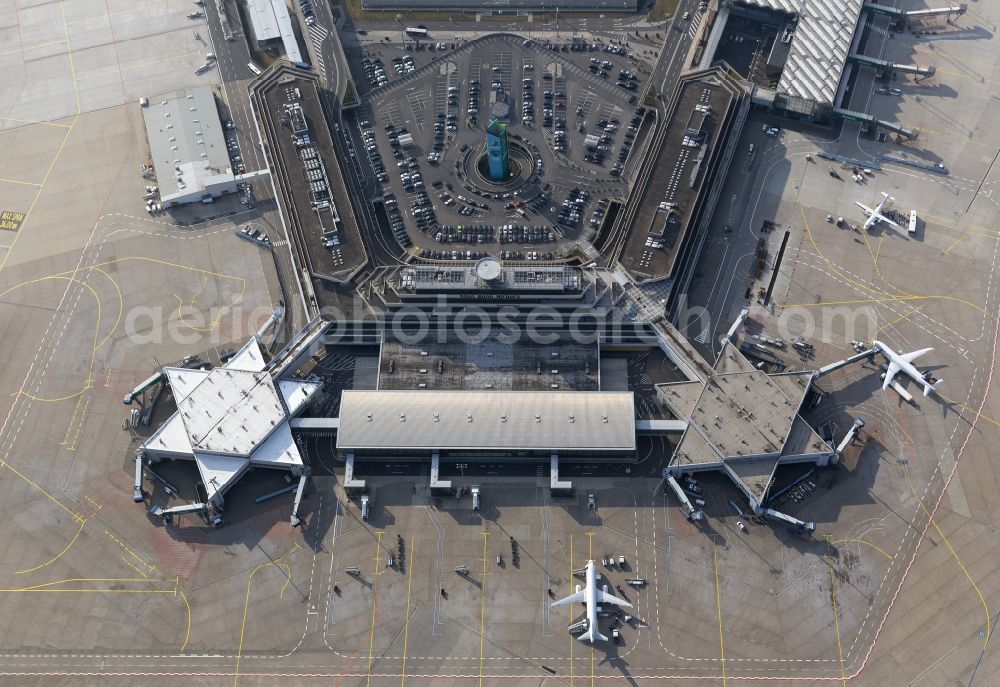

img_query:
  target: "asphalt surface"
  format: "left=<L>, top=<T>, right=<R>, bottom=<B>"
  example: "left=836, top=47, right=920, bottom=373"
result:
left=203, top=0, right=312, bottom=335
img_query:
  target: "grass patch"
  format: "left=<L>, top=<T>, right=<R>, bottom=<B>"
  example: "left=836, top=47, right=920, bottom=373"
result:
left=648, top=0, right=680, bottom=22
left=343, top=80, right=357, bottom=105
left=644, top=84, right=657, bottom=107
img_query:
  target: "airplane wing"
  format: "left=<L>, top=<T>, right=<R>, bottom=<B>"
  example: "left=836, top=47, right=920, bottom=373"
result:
left=900, top=347, right=932, bottom=363
left=882, top=361, right=901, bottom=389
left=551, top=591, right=586, bottom=608
left=597, top=589, right=633, bottom=608
left=873, top=211, right=900, bottom=228
left=855, top=201, right=875, bottom=215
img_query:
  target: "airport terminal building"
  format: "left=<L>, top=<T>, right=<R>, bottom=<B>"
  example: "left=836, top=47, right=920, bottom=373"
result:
left=361, top=0, right=637, bottom=12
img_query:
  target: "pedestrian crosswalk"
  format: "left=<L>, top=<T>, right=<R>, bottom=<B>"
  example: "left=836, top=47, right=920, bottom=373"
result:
left=866, top=21, right=890, bottom=38
left=308, top=23, right=328, bottom=73
left=687, top=11, right=705, bottom=39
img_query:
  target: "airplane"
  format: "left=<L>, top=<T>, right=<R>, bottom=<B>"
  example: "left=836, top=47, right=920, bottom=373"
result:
left=872, top=340, right=943, bottom=397
left=551, top=560, right=631, bottom=643
left=855, top=192, right=900, bottom=230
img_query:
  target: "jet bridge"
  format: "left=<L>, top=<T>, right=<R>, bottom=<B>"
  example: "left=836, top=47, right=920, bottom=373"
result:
left=760, top=507, right=816, bottom=533
left=122, top=370, right=164, bottom=405
left=664, top=473, right=704, bottom=522
left=847, top=53, right=935, bottom=78
left=832, top=109, right=918, bottom=141
left=814, top=347, right=878, bottom=378
left=862, top=2, right=965, bottom=22
left=836, top=417, right=866, bottom=456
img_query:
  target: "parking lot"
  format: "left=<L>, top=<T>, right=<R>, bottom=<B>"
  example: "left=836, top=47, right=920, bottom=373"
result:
left=344, top=34, right=655, bottom=260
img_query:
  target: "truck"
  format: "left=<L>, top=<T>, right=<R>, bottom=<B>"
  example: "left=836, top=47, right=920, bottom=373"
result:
left=908, top=209, right=917, bottom=236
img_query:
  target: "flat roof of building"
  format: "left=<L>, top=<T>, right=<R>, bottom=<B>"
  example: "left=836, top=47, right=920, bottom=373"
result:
left=142, top=86, right=233, bottom=204
left=394, top=263, right=583, bottom=294
left=245, top=0, right=303, bottom=63
left=621, top=71, right=740, bottom=280
left=660, top=342, right=819, bottom=467
left=246, top=0, right=281, bottom=40
left=378, top=334, right=600, bottom=392
left=740, top=0, right=864, bottom=106
left=337, top=390, right=636, bottom=451
left=363, top=0, right=635, bottom=10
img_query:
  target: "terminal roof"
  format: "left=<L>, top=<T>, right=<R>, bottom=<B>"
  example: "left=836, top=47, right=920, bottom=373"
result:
left=660, top=341, right=820, bottom=467
left=337, top=390, right=636, bottom=452
left=741, top=0, right=864, bottom=105
left=143, top=337, right=320, bottom=504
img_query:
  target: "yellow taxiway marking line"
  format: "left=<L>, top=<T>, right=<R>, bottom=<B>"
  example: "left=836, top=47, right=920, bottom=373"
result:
left=63, top=392, right=91, bottom=451
left=479, top=530, right=489, bottom=687
left=60, top=394, right=86, bottom=446
left=372, top=530, right=384, bottom=575
left=831, top=538, right=893, bottom=561
left=13, top=518, right=86, bottom=575
left=0, top=177, right=41, bottom=187
left=568, top=533, right=574, bottom=687
left=900, top=122, right=1000, bottom=149
left=942, top=235, right=964, bottom=256
left=713, top=541, right=727, bottom=687
left=0, top=455, right=80, bottom=521
left=826, top=537, right=847, bottom=687
left=0, top=0, right=86, bottom=275
left=875, top=305, right=925, bottom=338
left=896, top=456, right=991, bottom=649
left=587, top=531, right=594, bottom=687
left=400, top=536, right=415, bottom=687
left=67, top=0, right=184, bottom=26
left=233, top=546, right=299, bottom=686
left=89, top=266, right=123, bottom=349
left=366, top=531, right=384, bottom=687
left=178, top=587, right=192, bottom=653
left=279, top=562, right=291, bottom=599
left=105, top=529, right=154, bottom=573
left=787, top=205, right=992, bottom=317
left=0, top=116, right=72, bottom=129
left=121, top=557, right=149, bottom=578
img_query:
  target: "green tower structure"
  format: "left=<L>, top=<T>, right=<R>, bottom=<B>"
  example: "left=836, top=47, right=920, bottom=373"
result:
left=485, top=117, right=510, bottom=180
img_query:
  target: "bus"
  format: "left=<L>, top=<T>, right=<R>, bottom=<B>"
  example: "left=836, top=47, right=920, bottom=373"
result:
left=908, top=209, right=917, bottom=236
left=247, top=61, right=262, bottom=76
left=405, top=27, right=428, bottom=37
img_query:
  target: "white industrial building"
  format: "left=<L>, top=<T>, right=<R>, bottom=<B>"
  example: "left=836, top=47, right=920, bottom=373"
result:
left=244, top=0, right=304, bottom=64
left=143, top=337, right=320, bottom=507
left=141, top=86, right=237, bottom=206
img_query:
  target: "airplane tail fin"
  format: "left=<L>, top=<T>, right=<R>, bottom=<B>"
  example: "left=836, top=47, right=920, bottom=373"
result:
left=923, top=379, right=943, bottom=396
left=577, top=629, right=608, bottom=643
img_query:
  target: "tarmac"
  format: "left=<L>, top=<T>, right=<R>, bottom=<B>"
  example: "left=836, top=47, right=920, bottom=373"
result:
left=0, top=0, right=998, bottom=685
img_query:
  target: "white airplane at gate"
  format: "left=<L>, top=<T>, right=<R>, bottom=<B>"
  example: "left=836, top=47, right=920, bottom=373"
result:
left=855, top=192, right=900, bottom=230
left=551, top=560, right=631, bottom=643
left=872, top=340, right=943, bottom=397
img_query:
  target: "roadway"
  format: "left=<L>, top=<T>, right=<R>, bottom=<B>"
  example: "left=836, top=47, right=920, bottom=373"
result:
left=646, top=0, right=701, bottom=109
left=203, top=0, right=311, bottom=335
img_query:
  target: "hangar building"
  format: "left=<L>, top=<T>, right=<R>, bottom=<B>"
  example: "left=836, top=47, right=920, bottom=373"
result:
left=141, top=86, right=237, bottom=206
